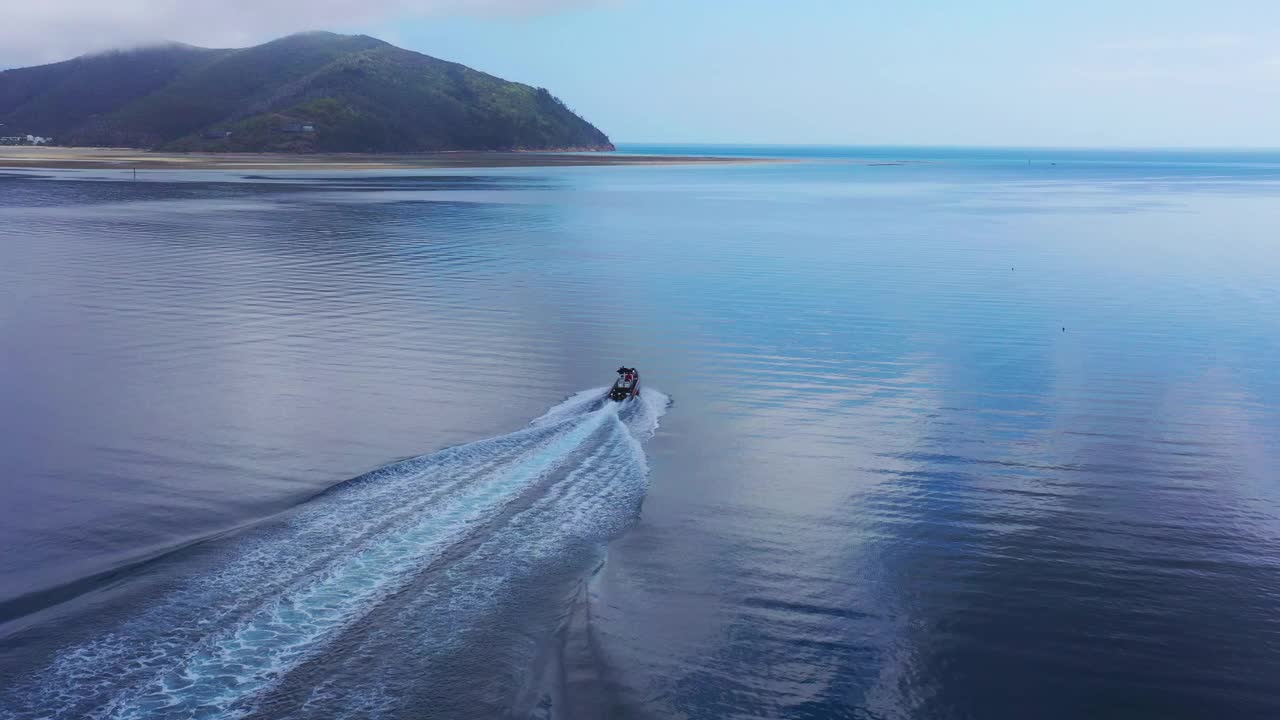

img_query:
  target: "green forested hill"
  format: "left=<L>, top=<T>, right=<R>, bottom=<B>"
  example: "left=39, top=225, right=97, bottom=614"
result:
left=0, top=32, right=613, bottom=152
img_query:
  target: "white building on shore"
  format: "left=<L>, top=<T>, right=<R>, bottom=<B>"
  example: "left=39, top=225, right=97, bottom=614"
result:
left=0, top=135, right=52, bottom=146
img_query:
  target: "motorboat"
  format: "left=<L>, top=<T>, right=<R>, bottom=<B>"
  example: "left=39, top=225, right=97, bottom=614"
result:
left=608, top=367, right=640, bottom=401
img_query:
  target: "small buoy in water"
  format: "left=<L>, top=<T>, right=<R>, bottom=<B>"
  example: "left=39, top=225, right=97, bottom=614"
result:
left=1062, top=327, right=1065, bottom=332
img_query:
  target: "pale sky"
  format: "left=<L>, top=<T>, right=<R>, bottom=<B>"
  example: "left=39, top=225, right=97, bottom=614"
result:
left=4, top=0, right=1280, bottom=147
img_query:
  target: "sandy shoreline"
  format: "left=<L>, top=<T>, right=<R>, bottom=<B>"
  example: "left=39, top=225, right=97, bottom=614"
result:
left=0, top=147, right=767, bottom=171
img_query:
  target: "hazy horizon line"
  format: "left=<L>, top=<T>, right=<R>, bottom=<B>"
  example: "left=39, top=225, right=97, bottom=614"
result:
left=614, top=142, right=1280, bottom=152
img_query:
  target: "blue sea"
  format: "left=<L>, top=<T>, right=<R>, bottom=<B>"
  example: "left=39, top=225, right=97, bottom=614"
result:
left=2, top=146, right=1279, bottom=719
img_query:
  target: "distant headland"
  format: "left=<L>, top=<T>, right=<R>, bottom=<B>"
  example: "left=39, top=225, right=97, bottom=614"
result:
left=0, top=31, right=614, bottom=154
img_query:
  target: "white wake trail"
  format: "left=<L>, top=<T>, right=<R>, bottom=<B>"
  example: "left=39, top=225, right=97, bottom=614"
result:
left=6, top=389, right=668, bottom=720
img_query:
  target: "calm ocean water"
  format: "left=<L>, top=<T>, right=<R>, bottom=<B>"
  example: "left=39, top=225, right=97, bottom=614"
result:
left=2, top=147, right=1279, bottom=719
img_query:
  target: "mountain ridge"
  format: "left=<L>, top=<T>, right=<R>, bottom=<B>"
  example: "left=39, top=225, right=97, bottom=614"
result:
left=0, top=32, right=613, bottom=153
